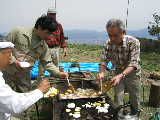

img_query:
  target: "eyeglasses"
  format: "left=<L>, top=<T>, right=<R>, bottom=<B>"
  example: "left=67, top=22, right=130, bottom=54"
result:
left=108, top=33, right=122, bottom=38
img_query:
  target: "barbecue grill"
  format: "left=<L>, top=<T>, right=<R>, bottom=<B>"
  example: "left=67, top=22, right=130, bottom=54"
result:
left=48, top=72, right=113, bottom=120
left=48, top=72, right=140, bottom=120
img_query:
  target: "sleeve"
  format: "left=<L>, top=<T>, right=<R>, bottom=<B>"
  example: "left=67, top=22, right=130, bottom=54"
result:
left=99, top=41, right=111, bottom=71
left=128, top=39, right=140, bottom=70
left=40, top=42, right=61, bottom=77
left=58, top=24, right=67, bottom=48
left=0, top=83, right=43, bottom=114
left=6, top=28, right=19, bottom=43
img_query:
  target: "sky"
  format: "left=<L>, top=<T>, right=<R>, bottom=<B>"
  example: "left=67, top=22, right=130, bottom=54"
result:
left=0, top=0, right=160, bottom=33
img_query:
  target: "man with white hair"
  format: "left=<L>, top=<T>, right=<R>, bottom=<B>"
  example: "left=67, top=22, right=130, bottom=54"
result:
left=0, top=41, right=50, bottom=120
left=98, top=18, right=141, bottom=116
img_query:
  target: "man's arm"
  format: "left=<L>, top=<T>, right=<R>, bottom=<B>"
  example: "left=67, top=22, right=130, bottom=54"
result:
left=111, top=38, right=140, bottom=86
left=40, top=41, right=68, bottom=78
left=111, top=66, right=135, bottom=86
left=0, top=78, right=50, bottom=114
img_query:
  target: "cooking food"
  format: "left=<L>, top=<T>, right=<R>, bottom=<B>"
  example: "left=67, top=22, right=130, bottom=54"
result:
left=66, top=109, right=71, bottom=112
left=67, top=103, right=76, bottom=108
left=72, top=113, right=81, bottom=118
left=59, top=88, right=100, bottom=99
left=64, top=100, right=110, bottom=119
left=82, top=101, right=110, bottom=113
left=75, top=107, right=81, bottom=112
left=44, top=87, right=58, bottom=98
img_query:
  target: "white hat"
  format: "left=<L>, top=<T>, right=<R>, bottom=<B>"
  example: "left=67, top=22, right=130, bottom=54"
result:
left=47, top=8, right=57, bottom=14
left=0, top=42, right=14, bottom=49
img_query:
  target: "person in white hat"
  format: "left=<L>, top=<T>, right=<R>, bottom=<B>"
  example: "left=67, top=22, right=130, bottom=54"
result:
left=0, top=40, right=50, bottom=120
left=46, top=7, right=68, bottom=66
left=97, top=19, right=141, bottom=116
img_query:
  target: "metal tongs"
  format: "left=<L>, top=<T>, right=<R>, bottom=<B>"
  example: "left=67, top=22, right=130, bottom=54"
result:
left=99, top=78, right=103, bottom=94
left=103, top=80, right=113, bottom=93
left=66, top=77, right=75, bottom=93
left=99, top=79, right=113, bottom=94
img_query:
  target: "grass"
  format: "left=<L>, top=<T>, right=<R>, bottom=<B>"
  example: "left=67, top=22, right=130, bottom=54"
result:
left=141, top=52, right=160, bottom=72
left=60, top=43, right=102, bottom=62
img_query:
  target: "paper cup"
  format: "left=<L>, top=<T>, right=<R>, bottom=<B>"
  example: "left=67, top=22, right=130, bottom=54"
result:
left=19, top=62, right=31, bottom=68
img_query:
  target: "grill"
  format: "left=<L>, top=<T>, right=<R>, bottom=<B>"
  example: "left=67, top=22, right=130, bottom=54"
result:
left=48, top=72, right=120, bottom=120
left=59, top=95, right=118, bottom=120
left=48, top=72, right=140, bottom=120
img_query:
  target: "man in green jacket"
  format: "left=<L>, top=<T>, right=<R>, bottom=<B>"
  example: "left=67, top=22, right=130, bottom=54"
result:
left=3, top=15, right=68, bottom=92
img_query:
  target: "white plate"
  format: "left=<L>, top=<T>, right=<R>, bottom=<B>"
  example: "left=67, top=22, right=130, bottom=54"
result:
left=19, top=62, right=31, bottom=68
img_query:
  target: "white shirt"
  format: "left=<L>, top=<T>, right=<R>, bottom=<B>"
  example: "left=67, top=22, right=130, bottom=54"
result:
left=0, top=71, right=43, bottom=120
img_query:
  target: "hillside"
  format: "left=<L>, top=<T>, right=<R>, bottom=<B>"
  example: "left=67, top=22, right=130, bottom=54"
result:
left=0, top=28, right=154, bottom=45
left=65, top=29, right=154, bottom=45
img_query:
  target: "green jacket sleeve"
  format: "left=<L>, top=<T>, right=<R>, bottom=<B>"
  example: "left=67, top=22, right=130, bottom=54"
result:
left=40, top=41, right=61, bottom=77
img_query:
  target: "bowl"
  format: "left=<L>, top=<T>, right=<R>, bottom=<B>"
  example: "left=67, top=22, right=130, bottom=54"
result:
left=19, top=61, right=31, bottom=68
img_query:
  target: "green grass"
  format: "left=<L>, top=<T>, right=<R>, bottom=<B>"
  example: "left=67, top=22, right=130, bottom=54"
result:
left=141, top=52, right=160, bottom=72
left=60, top=43, right=102, bottom=62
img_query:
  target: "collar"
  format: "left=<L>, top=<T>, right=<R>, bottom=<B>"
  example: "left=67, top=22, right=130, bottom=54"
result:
left=122, top=35, right=127, bottom=47
left=108, top=35, right=127, bottom=48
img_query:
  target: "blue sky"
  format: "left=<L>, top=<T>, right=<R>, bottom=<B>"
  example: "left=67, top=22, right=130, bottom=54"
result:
left=0, top=0, right=160, bottom=32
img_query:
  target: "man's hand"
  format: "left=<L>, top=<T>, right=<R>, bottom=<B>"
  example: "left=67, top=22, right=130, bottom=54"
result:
left=38, top=79, right=50, bottom=94
left=63, top=48, right=67, bottom=57
left=97, top=72, right=105, bottom=81
left=111, top=74, right=124, bottom=86
left=60, top=72, right=69, bottom=79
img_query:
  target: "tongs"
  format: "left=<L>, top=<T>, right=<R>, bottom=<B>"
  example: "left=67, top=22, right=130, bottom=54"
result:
left=103, top=80, right=113, bottom=93
left=99, top=79, right=113, bottom=94
left=99, top=79, right=103, bottom=94
left=66, top=77, right=75, bottom=93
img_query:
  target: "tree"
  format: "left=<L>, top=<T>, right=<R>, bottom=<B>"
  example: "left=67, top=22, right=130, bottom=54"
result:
left=148, top=12, right=160, bottom=40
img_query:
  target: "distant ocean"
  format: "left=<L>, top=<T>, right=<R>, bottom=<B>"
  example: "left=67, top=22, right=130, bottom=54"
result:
left=0, top=28, right=155, bottom=45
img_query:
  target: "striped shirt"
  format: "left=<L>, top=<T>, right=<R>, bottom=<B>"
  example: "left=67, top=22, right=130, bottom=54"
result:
left=101, top=35, right=140, bottom=71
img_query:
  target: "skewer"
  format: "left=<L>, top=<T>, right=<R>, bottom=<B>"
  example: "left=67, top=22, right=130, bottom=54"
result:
left=66, top=77, right=75, bottom=93
left=66, top=77, right=71, bottom=86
